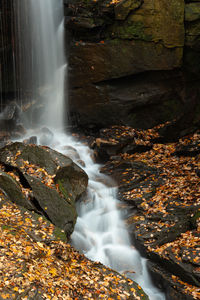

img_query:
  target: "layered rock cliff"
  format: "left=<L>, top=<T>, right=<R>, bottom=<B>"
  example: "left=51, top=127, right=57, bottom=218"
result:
left=1, top=0, right=200, bottom=137
left=65, top=0, right=200, bottom=137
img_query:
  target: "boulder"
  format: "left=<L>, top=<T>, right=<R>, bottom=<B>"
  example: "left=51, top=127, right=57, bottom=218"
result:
left=0, top=142, right=88, bottom=238
left=39, top=127, right=54, bottom=146
left=0, top=171, right=33, bottom=210
left=23, top=174, right=77, bottom=236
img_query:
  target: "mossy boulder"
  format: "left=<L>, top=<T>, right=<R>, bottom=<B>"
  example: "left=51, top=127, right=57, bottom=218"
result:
left=0, top=142, right=88, bottom=238
left=0, top=171, right=33, bottom=210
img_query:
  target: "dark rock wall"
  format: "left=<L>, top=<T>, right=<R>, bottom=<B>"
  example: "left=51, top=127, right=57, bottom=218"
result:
left=0, top=1, right=200, bottom=134
left=0, top=0, right=15, bottom=102
left=0, top=1, right=33, bottom=110
left=65, top=0, right=200, bottom=135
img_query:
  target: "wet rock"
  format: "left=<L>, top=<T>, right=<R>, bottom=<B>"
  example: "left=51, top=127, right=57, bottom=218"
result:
left=14, top=124, right=27, bottom=135
left=69, top=41, right=182, bottom=88
left=108, top=0, right=184, bottom=47
left=66, top=0, right=189, bottom=132
left=147, top=261, right=195, bottom=300
left=93, top=125, right=154, bottom=161
left=148, top=239, right=200, bottom=287
left=0, top=131, right=10, bottom=142
left=77, top=159, right=86, bottom=168
left=55, top=163, right=88, bottom=202
left=93, top=138, right=124, bottom=161
left=0, top=171, right=33, bottom=211
left=24, top=174, right=77, bottom=237
left=39, top=127, right=54, bottom=146
left=65, top=0, right=200, bottom=139
left=62, top=145, right=80, bottom=160
left=98, top=126, right=200, bottom=299
left=174, top=143, right=200, bottom=157
left=0, top=102, right=23, bottom=134
left=69, top=69, right=185, bottom=130
left=0, top=142, right=88, bottom=238
left=29, top=136, right=38, bottom=145
left=121, top=143, right=152, bottom=155
left=0, top=102, right=21, bottom=122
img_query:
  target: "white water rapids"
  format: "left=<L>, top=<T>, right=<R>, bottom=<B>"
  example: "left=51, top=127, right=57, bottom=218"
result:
left=14, top=0, right=166, bottom=299
left=54, top=133, right=166, bottom=300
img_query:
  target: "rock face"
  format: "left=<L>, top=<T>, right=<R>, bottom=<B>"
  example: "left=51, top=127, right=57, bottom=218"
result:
left=0, top=142, right=88, bottom=238
left=0, top=1, right=16, bottom=98
left=185, top=1, right=200, bottom=75
left=65, top=0, right=200, bottom=135
left=1, top=0, right=200, bottom=136
left=92, top=125, right=200, bottom=300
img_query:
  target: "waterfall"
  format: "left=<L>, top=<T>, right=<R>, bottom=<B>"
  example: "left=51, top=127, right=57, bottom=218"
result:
left=12, top=1, right=166, bottom=299
left=28, top=0, right=67, bottom=129
left=13, top=0, right=67, bottom=130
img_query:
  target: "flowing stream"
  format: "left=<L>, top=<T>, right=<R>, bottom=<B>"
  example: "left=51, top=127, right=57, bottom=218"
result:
left=11, top=0, right=166, bottom=299
left=54, top=133, right=166, bottom=300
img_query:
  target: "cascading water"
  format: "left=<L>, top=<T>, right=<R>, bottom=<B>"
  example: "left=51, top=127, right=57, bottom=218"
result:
left=54, top=133, right=166, bottom=300
left=28, top=0, right=67, bottom=129
left=13, top=1, right=166, bottom=299
left=13, top=0, right=67, bottom=129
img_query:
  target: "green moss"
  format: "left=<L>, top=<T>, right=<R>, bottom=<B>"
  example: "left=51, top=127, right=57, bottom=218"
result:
left=108, top=21, right=152, bottom=41
left=185, top=3, right=200, bottom=22
left=58, top=179, right=69, bottom=199
left=57, top=179, right=74, bottom=205
left=31, top=211, right=67, bottom=241
left=1, top=224, right=12, bottom=230
left=122, top=22, right=152, bottom=41
left=53, top=227, right=67, bottom=242
left=1, top=224, right=17, bottom=236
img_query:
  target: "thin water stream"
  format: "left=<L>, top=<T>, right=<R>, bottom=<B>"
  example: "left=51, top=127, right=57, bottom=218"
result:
left=11, top=0, right=166, bottom=299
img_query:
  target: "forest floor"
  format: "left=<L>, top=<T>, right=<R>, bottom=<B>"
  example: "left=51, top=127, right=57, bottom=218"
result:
left=0, top=192, right=147, bottom=300
left=88, top=123, right=200, bottom=300
left=1, top=121, right=200, bottom=299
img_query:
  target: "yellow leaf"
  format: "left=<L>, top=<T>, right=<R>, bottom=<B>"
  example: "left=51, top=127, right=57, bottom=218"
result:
left=37, top=242, right=44, bottom=248
left=24, top=246, right=32, bottom=254
left=29, top=276, right=34, bottom=282
left=50, top=267, right=57, bottom=277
